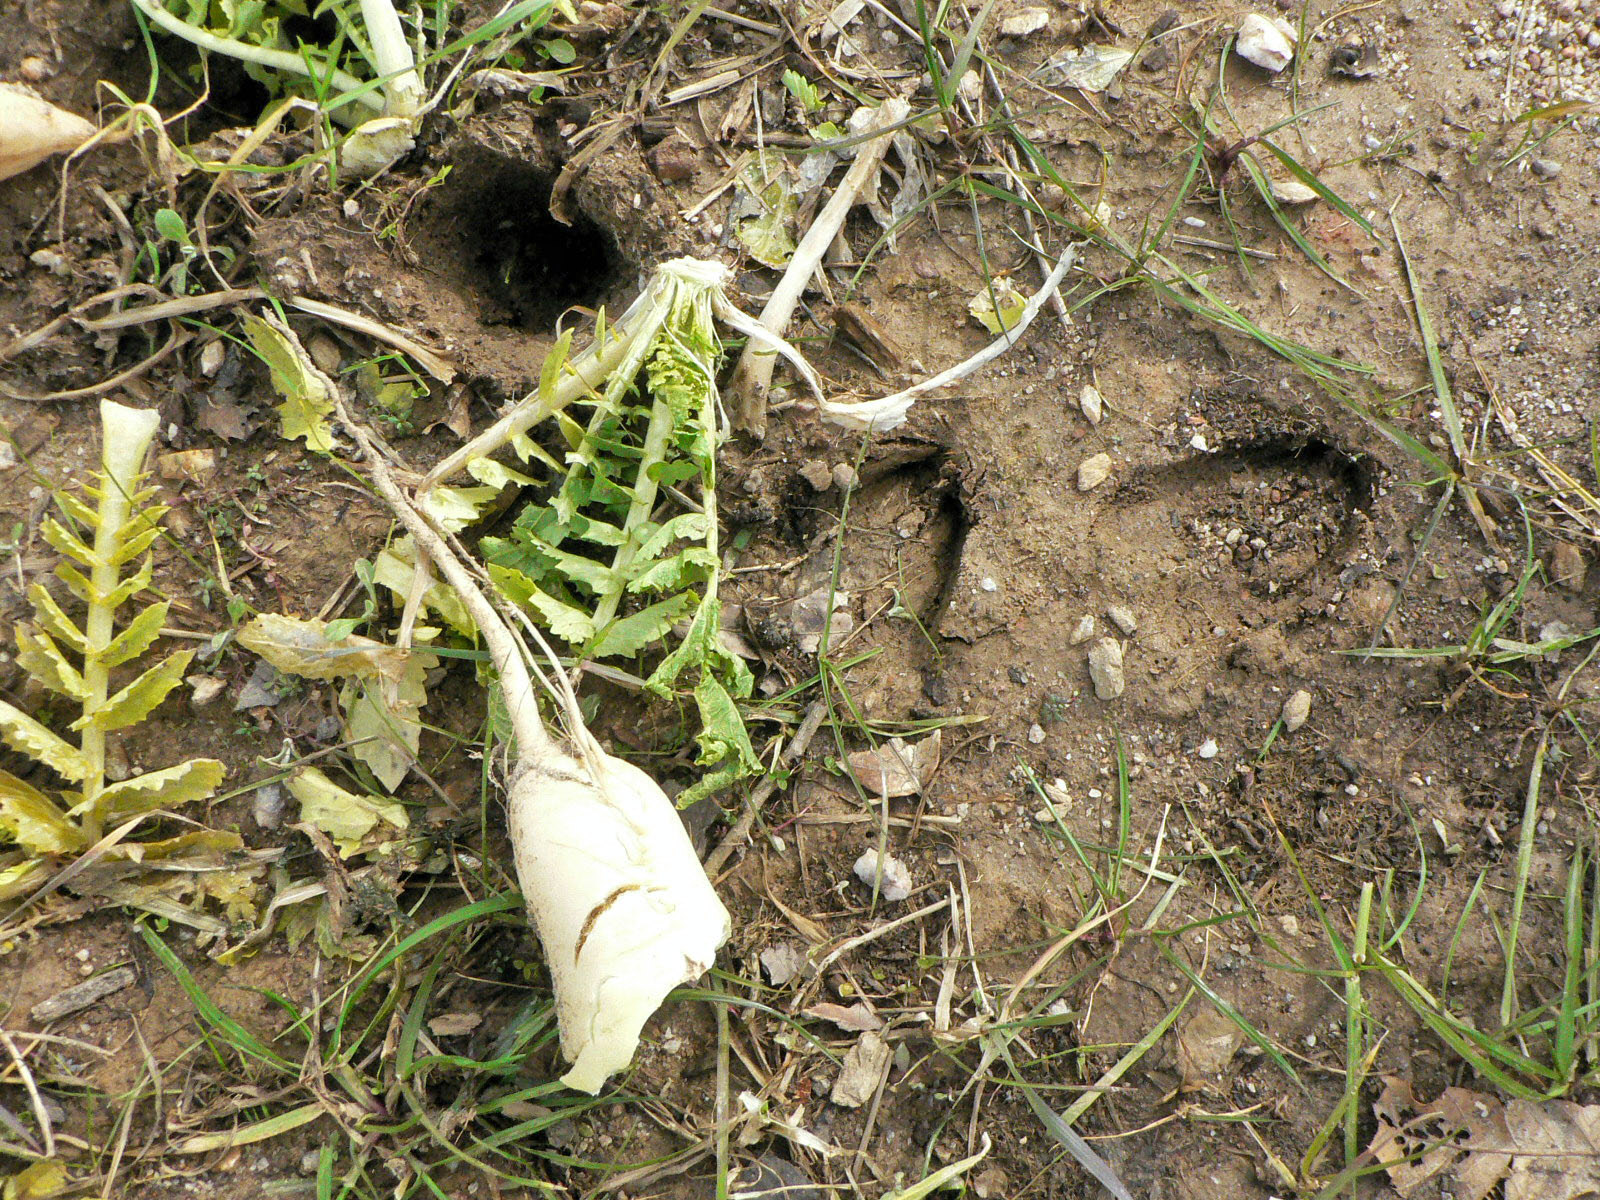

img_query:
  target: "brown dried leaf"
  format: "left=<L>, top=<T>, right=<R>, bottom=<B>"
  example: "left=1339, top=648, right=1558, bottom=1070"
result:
left=195, top=394, right=256, bottom=441
left=804, top=1001, right=883, bottom=1032
left=1504, top=1099, right=1600, bottom=1200
left=846, top=728, right=942, bottom=798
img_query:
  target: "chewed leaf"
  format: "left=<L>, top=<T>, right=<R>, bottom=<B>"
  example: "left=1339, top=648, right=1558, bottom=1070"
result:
left=339, top=645, right=434, bottom=792
left=488, top=563, right=596, bottom=644
left=287, top=766, right=409, bottom=858
left=238, top=613, right=410, bottom=683
left=243, top=313, right=337, bottom=453
left=72, top=650, right=193, bottom=732
left=91, top=759, right=226, bottom=820
left=969, top=280, right=1028, bottom=334
left=15, top=627, right=86, bottom=700
left=102, top=600, right=169, bottom=668
left=734, top=149, right=798, bottom=268
left=674, top=674, right=760, bottom=805
left=0, top=698, right=87, bottom=781
left=589, top=593, right=695, bottom=660
left=626, top=546, right=718, bottom=594
left=0, top=768, right=84, bottom=854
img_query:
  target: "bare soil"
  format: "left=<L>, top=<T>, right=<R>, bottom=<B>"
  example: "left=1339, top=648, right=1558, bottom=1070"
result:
left=3, top=0, right=1599, bottom=1197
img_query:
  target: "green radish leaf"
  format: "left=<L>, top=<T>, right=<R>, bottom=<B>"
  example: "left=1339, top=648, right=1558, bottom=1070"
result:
left=487, top=563, right=596, bottom=643
left=0, top=698, right=87, bottom=781
left=588, top=593, right=695, bottom=660
left=243, top=313, right=338, bottom=453
left=72, top=649, right=193, bottom=732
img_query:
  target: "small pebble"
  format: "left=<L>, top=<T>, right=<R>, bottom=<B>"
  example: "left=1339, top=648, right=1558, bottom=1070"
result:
left=1529, top=158, right=1562, bottom=178
left=1107, top=604, right=1138, bottom=636
left=1087, top=637, right=1125, bottom=699
left=1282, top=689, right=1312, bottom=732
left=1078, top=384, right=1104, bottom=425
left=1027, top=722, right=1046, bottom=744
left=853, top=848, right=913, bottom=901
left=1197, top=738, right=1219, bottom=759
left=1069, top=614, right=1097, bottom=645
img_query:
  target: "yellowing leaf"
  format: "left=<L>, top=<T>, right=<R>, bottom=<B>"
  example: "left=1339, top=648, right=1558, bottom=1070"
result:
left=0, top=698, right=87, bottom=781
left=93, top=759, right=226, bottom=820
left=968, top=279, right=1027, bottom=335
left=0, top=858, right=50, bottom=903
left=14, top=627, right=86, bottom=700
left=71, top=650, right=193, bottom=733
left=238, top=613, right=410, bottom=683
left=40, top=515, right=95, bottom=566
left=287, top=766, right=409, bottom=857
left=339, top=645, right=434, bottom=793
left=374, top=539, right=474, bottom=633
left=486, top=563, right=596, bottom=644
left=102, top=599, right=169, bottom=668
left=243, top=313, right=337, bottom=453
left=0, top=768, right=84, bottom=854
left=26, top=584, right=85, bottom=654
left=3, top=1160, right=69, bottom=1200
left=734, top=149, right=797, bottom=268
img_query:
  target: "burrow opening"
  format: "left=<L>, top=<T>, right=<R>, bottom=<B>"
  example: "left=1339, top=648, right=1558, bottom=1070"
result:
left=423, top=146, right=623, bottom=330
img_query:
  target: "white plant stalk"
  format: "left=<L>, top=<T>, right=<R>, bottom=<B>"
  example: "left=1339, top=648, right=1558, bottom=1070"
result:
left=332, top=387, right=729, bottom=1094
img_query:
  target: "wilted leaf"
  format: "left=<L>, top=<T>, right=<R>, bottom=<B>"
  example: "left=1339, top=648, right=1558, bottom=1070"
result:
left=340, top=642, right=435, bottom=793
left=830, top=1031, right=890, bottom=1108
left=243, top=313, right=337, bottom=453
left=428, top=1012, right=483, bottom=1037
left=734, top=149, right=797, bottom=268
left=238, top=613, right=410, bottom=684
left=14, top=626, right=86, bottom=700
left=91, top=759, right=226, bottom=820
left=194, top=394, right=255, bottom=441
left=287, top=767, right=409, bottom=857
left=846, top=729, right=942, bottom=798
left=71, top=650, right=192, bottom=732
left=1369, top=1080, right=1515, bottom=1200
left=968, top=279, right=1028, bottom=335
left=0, top=768, right=84, bottom=854
left=2, top=1159, right=69, bottom=1200
left=0, top=698, right=87, bottom=781
left=374, top=539, right=474, bottom=634
left=1040, top=45, right=1134, bottom=92
left=805, top=1001, right=884, bottom=1031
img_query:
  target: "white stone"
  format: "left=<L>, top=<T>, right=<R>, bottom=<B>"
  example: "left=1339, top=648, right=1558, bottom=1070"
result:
left=853, top=848, right=913, bottom=901
left=1078, top=383, right=1104, bottom=424
left=1000, top=6, right=1051, bottom=37
left=1107, top=605, right=1137, bottom=636
left=1236, top=14, right=1297, bottom=72
left=1197, top=738, right=1219, bottom=759
left=1069, top=615, right=1097, bottom=645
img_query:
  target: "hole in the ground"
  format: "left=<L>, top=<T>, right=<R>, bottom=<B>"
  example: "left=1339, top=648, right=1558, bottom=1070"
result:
left=424, top=148, right=623, bottom=330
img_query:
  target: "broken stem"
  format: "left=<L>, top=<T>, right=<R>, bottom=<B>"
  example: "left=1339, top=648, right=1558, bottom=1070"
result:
left=727, top=97, right=911, bottom=438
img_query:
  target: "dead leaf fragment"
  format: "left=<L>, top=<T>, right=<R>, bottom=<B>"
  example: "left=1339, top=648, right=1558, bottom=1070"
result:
left=830, top=1030, right=890, bottom=1108
left=805, top=1001, right=884, bottom=1032
left=428, top=1012, right=483, bottom=1037
left=761, top=942, right=807, bottom=986
left=846, top=728, right=941, bottom=798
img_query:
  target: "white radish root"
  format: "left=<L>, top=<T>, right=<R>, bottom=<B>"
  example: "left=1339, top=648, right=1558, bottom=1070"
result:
left=0, top=83, right=96, bottom=182
left=325, top=364, right=729, bottom=1094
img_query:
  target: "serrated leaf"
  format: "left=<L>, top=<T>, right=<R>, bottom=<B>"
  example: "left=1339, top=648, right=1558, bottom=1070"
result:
left=286, top=766, right=409, bottom=858
left=54, top=561, right=93, bottom=604
left=465, top=458, right=539, bottom=491
left=674, top=673, right=760, bottom=805
left=91, top=758, right=226, bottom=819
left=588, top=592, right=696, bottom=660
left=634, top=512, right=708, bottom=562
left=56, top=491, right=96, bottom=527
left=15, top=627, right=86, bottom=700
left=516, top=534, right=618, bottom=595
left=102, top=556, right=154, bottom=610
left=27, top=584, right=85, bottom=654
left=238, top=612, right=409, bottom=683
left=243, top=313, right=337, bottom=453
left=102, top=599, right=169, bottom=668
left=72, top=650, right=192, bottom=732
left=487, top=564, right=596, bottom=643
left=41, top=516, right=96, bottom=566
left=0, top=768, right=84, bottom=854
left=627, top=546, right=718, bottom=594
left=111, top=519, right=164, bottom=565
left=420, top=485, right=503, bottom=532
left=0, top=699, right=86, bottom=781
